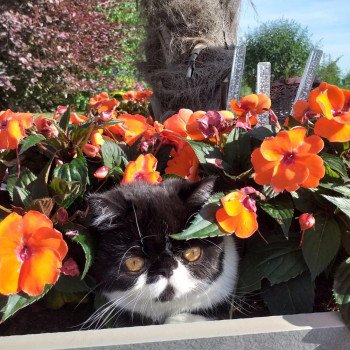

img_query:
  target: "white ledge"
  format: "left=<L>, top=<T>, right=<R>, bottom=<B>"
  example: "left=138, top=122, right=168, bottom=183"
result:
left=0, top=312, right=349, bottom=350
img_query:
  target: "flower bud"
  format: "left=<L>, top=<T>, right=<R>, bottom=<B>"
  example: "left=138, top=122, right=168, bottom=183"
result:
left=83, top=144, right=100, bottom=158
left=56, top=207, right=69, bottom=223
left=94, top=166, right=110, bottom=179
left=299, top=213, right=315, bottom=231
left=61, top=258, right=80, bottom=276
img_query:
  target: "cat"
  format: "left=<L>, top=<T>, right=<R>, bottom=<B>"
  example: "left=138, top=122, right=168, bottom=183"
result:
left=86, top=178, right=239, bottom=327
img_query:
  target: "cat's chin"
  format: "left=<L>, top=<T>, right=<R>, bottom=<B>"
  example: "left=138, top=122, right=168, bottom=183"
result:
left=103, top=236, right=238, bottom=324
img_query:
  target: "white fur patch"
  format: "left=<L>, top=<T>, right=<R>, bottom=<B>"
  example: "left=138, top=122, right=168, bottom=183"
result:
left=104, top=236, right=238, bottom=323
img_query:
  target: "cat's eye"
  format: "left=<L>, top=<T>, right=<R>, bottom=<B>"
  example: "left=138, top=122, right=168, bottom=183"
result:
left=182, top=247, right=202, bottom=262
left=125, top=257, right=145, bottom=272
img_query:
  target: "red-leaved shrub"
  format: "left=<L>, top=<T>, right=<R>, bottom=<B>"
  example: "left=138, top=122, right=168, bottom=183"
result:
left=0, top=0, right=124, bottom=111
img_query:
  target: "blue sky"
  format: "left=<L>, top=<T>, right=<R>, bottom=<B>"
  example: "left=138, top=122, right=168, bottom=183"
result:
left=238, top=0, right=350, bottom=74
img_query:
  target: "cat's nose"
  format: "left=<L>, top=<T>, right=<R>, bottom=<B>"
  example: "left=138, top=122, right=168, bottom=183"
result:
left=158, top=267, right=173, bottom=279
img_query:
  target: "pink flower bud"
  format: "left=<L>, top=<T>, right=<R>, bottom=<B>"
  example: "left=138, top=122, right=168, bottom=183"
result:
left=83, top=144, right=100, bottom=158
left=93, top=166, right=110, bottom=179
left=299, top=213, right=315, bottom=231
left=56, top=207, right=69, bottom=223
left=61, top=258, right=80, bottom=276
left=55, top=159, right=64, bottom=166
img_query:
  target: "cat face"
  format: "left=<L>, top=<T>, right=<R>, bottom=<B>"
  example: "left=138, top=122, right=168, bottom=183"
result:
left=87, top=179, right=238, bottom=324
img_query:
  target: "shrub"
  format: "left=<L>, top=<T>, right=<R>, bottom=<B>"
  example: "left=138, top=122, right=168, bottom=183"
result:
left=244, top=19, right=313, bottom=88
left=317, top=55, right=342, bottom=86
left=0, top=0, right=124, bottom=112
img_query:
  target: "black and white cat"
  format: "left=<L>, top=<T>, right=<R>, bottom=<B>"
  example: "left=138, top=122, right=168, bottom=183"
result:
left=87, top=178, right=238, bottom=327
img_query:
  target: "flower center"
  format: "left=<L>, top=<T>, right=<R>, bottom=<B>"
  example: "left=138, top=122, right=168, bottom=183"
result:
left=19, top=245, right=32, bottom=261
left=0, top=121, right=7, bottom=129
left=282, top=152, right=296, bottom=165
left=333, top=110, right=342, bottom=117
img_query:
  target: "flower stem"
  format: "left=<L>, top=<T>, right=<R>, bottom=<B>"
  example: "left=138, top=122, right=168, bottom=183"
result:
left=0, top=204, right=11, bottom=214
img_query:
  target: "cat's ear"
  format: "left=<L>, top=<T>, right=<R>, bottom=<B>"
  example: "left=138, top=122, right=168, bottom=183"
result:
left=166, top=177, right=216, bottom=209
left=86, top=188, right=128, bottom=231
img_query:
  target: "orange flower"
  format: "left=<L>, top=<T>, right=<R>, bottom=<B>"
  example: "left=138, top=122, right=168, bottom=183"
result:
left=0, top=211, right=68, bottom=296
left=89, top=92, right=110, bottom=109
left=108, top=114, right=149, bottom=146
left=230, top=94, right=271, bottom=129
left=70, top=113, right=88, bottom=125
left=0, top=110, right=33, bottom=149
left=185, top=111, right=206, bottom=140
left=251, top=127, right=325, bottom=192
left=163, top=109, right=193, bottom=137
left=216, top=188, right=258, bottom=238
left=292, top=100, right=311, bottom=123
left=165, top=141, right=200, bottom=181
left=122, top=154, right=161, bottom=184
left=90, top=129, right=104, bottom=146
left=311, top=83, right=350, bottom=142
left=97, top=98, right=120, bottom=114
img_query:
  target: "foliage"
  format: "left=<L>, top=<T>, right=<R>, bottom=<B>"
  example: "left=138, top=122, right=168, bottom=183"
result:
left=0, top=0, right=124, bottom=112
left=244, top=19, right=313, bottom=88
left=317, top=55, right=343, bottom=86
left=1, top=81, right=350, bottom=326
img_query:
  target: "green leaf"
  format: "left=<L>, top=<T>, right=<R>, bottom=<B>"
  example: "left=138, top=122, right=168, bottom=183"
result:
left=186, top=140, right=223, bottom=173
left=28, top=197, right=55, bottom=216
left=319, top=183, right=350, bottom=197
left=53, top=275, right=91, bottom=293
left=1, top=285, right=52, bottom=322
left=72, top=230, right=95, bottom=279
left=170, top=193, right=225, bottom=240
left=262, top=272, right=314, bottom=315
left=249, top=125, right=275, bottom=141
left=59, top=105, right=71, bottom=131
left=19, top=134, right=46, bottom=155
left=7, top=168, right=37, bottom=201
left=333, top=257, right=350, bottom=328
left=258, top=193, right=294, bottom=238
left=236, top=237, right=307, bottom=294
left=12, top=186, right=32, bottom=207
left=49, top=178, right=81, bottom=208
left=52, top=154, right=89, bottom=207
left=321, top=153, right=348, bottom=179
left=302, top=216, right=341, bottom=280
left=321, top=194, right=350, bottom=218
left=223, top=128, right=251, bottom=172
left=101, top=139, right=128, bottom=168
left=291, top=188, right=320, bottom=212
left=30, top=157, right=54, bottom=199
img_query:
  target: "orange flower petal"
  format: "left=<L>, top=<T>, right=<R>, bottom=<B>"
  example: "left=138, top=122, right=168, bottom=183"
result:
left=27, top=227, right=68, bottom=261
left=297, top=154, right=325, bottom=188
left=221, top=192, right=244, bottom=216
left=251, top=148, right=277, bottom=185
left=216, top=207, right=238, bottom=233
left=13, top=113, right=34, bottom=129
left=240, top=94, right=259, bottom=111
left=287, top=126, right=308, bottom=150
left=314, top=118, right=350, bottom=143
left=260, top=131, right=291, bottom=161
left=234, top=209, right=258, bottom=238
left=316, top=92, right=333, bottom=119
left=326, top=83, right=345, bottom=111
left=271, top=161, right=309, bottom=192
left=22, top=211, right=53, bottom=238
left=298, top=134, right=324, bottom=154
left=0, top=212, right=23, bottom=243
left=19, top=248, right=61, bottom=296
left=293, top=100, right=309, bottom=119
left=256, top=94, right=271, bottom=114
left=163, top=109, right=193, bottom=137
left=186, top=111, right=206, bottom=140
left=0, top=254, right=21, bottom=295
